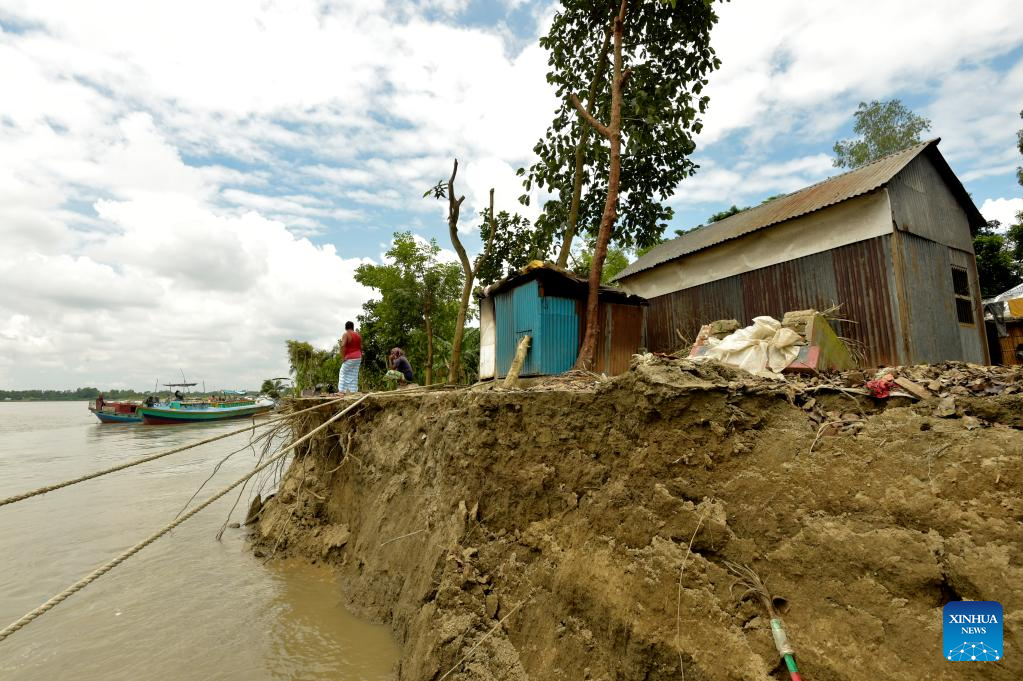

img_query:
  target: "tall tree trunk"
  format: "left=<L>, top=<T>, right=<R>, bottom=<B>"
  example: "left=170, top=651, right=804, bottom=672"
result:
left=450, top=283, right=472, bottom=383
left=447, top=166, right=496, bottom=385
left=573, top=0, right=627, bottom=370
left=425, top=298, right=434, bottom=385
left=556, top=27, right=612, bottom=270
left=446, top=160, right=469, bottom=384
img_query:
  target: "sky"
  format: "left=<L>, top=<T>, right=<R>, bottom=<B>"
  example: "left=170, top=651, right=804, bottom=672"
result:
left=1, top=0, right=1022, bottom=390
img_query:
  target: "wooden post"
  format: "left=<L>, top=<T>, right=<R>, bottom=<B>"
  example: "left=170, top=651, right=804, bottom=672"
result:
left=503, top=335, right=531, bottom=389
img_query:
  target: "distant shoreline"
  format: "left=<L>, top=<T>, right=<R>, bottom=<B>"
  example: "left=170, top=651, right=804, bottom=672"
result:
left=0, top=398, right=97, bottom=402
left=1, top=391, right=166, bottom=402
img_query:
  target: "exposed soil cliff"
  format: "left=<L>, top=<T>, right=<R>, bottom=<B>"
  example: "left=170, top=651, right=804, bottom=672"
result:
left=253, top=358, right=1023, bottom=680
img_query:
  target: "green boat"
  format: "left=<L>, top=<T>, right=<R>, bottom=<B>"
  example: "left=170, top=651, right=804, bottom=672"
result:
left=138, top=397, right=275, bottom=425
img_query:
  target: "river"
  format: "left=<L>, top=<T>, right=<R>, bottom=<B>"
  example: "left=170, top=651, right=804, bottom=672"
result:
left=0, top=401, right=398, bottom=680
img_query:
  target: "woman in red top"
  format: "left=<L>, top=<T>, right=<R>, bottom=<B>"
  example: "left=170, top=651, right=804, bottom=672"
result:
left=338, top=321, right=362, bottom=393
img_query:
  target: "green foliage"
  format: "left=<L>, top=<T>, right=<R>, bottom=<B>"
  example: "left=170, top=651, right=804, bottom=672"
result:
left=354, top=231, right=464, bottom=386
left=1017, top=109, right=1022, bottom=187
left=259, top=379, right=284, bottom=399
left=520, top=0, right=722, bottom=254
left=285, top=340, right=341, bottom=391
left=973, top=220, right=1023, bottom=298
left=708, top=204, right=746, bottom=223
left=0, top=387, right=99, bottom=401
left=705, top=194, right=781, bottom=225
left=1007, top=220, right=1023, bottom=263
left=833, top=99, right=932, bottom=169
left=476, top=211, right=553, bottom=286
left=572, top=243, right=630, bottom=284
left=0, top=387, right=162, bottom=401
left=635, top=240, right=661, bottom=258
left=454, top=327, right=481, bottom=384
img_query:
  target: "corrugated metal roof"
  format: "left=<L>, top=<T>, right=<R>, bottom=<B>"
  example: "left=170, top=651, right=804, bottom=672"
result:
left=615, top=139, right=944, bottom=281
left=484, top=262, right=647, bottom=305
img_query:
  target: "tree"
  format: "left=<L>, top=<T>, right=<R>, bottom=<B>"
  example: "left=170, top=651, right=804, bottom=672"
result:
left=540, top=0, right=720, bottom=368
left=286, top=340, right=340, bottom=390
left=833, top=99, right=932, bottom=169
left=571, top=242, right=629, bottom=284
left=523, top=1, right=721, bottom=271
left=708, top=204, right=746, bottom=223
left=475, top=210, right=550, bottom=287
left=260, top=379, right=285, bottom=399
left=973, top=220, right=1022, bottom=298
left=1016, top=109, right=1022, bottom=187
left=355, top=232, right=463, bottom=385
left=425, top=160, right=497, bottom=384
left=550, top=26, right=612, bottom=269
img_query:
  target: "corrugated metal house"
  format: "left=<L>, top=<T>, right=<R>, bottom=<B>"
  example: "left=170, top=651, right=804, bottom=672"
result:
left=479, top=265, right=648, bottom=379
left=614, top=139, right=989, bottom=367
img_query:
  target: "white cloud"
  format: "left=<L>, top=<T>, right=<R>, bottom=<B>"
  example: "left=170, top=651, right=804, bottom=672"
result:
left=701, top=1, right=1023, bottom=166
left=0, top=0, right=560, bottom=388
left=980, top=198, right=1023, bottom=227
left=671, top=153, right=834, bottom=212
left=2, top=0, right=1022, bottom=388
left=0, top=108, right=375, bottom=389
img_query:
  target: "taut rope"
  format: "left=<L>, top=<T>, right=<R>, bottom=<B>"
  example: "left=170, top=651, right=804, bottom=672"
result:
left=0, top=394, right=368, bottom=644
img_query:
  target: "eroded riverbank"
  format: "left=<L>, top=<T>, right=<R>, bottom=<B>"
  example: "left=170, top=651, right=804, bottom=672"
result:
left=254, top=358, right=1023, bottom=680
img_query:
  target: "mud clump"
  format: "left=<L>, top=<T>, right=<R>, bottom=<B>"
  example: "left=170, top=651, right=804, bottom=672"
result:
left=253, top=357, right=1023, bottom=680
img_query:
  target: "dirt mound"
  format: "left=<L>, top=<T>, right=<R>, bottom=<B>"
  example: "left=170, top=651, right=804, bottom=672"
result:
left=253, top=358, right=1023, bottom=680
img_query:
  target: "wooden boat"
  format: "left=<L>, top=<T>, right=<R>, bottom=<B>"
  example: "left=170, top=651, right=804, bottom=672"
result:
left=137, top=397, right=274, bottom=425
left=89, top=401, right=143, bottom=424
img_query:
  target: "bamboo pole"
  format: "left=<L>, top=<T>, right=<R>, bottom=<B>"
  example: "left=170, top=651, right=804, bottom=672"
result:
left=503, top=335, right=531, bottom=388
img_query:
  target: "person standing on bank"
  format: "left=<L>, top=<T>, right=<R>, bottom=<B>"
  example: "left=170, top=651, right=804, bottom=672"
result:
left=338, top=321, right=362, bottom=394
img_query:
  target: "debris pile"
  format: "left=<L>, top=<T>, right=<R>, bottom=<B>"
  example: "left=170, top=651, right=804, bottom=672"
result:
left=871, top=362, right=1023, bottom=397
left=689, top=310, right=857, bottom=377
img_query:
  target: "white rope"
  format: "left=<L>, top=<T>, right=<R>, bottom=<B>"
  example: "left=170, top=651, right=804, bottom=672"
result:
left=0, top=394, right=369, bottom=644
left=0, top=397, right=348, bottom=509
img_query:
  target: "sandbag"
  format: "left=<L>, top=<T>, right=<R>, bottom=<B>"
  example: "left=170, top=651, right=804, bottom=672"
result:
left=697, top=316, right=802, bottom=378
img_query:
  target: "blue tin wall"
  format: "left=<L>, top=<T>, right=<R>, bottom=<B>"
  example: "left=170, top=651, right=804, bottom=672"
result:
left=539, top=294, right=579, bottom=375
left=494, top=279, right=581, bottom=377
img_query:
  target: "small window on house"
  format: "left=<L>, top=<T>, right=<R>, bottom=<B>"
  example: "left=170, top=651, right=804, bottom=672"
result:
left=956, top=298, right=974, bottom=324
left=951, top=266, right=974, bottom=325
left=951, top=266, right=970, bottom=297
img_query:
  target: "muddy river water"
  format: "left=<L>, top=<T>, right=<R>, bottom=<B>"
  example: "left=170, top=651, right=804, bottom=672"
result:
left=0, top=401, right=398, bottom=680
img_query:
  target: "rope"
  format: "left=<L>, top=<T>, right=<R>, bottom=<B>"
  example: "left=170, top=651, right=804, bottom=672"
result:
left=0, top=394, right=369, bottom=644
left=0, top=397, right=348, bottom=509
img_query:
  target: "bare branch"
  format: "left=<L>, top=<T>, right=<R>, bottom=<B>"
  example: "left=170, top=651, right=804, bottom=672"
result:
left=446, top=159, right=472, bottom=276
left=473, top=188, right=498, bottom=277
left=448, top=158, right=459, bottom=188
left=570, top=94, right=612, bottom=140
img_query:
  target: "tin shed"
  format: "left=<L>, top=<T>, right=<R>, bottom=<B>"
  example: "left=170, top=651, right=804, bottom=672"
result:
left=478, top=265, right=648, bottom=380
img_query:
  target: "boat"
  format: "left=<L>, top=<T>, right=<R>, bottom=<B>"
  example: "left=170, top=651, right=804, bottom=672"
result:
left=137, top=397, right=275, bottom=425
left=89, top=400, right=144, bottom=424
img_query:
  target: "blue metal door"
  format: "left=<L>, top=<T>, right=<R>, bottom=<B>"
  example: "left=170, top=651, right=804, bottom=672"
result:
left=539, top=295, right=579, bottom=374
left=512, top=281, right=540, bottom=376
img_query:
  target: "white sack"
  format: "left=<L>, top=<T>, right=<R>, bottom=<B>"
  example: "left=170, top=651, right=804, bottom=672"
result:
left=698, top=316, right=802, bottom=378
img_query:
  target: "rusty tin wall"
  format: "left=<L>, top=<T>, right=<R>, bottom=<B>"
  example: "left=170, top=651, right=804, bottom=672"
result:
left=593, top=302, right=646, bottom=375
left=894, top=232, right=987, bottom=364
left=644, top=235, right=902, bottom=367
